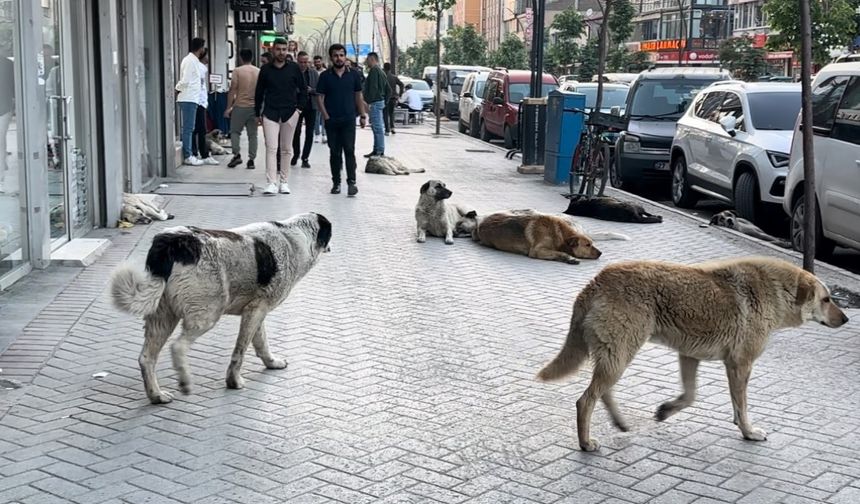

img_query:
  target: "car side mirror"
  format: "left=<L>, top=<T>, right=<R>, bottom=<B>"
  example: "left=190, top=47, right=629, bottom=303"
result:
left=462, top=92, right=472, bottom=98
left=610, top=106, right=621, bottom=116
left=493, top=96, right=504, bottom=105
left=719, top=115, right=738, bottom=137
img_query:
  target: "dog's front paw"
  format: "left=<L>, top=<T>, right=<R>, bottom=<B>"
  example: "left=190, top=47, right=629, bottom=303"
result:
left=149, top=390, right=174, bottom=404
left=579, top=438, right=600, bottom=452
left=225, top=373, right=245, bottom=390
left=444, top=238, right=454, bottom=245
left=743, top=427, right=767, bottom=441
left=566, top=257, right=581, bottom=265
left=178, top=380, right=192, bottom=395
left=264, top=357, right=288, bottom=370
left=655, top=402, right=675, bottom=421
left=416, top=236, right=426, bottom=243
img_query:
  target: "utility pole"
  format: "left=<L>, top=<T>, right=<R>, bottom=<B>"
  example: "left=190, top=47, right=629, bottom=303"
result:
left=799, top=0, right=816, bottom=271
left=392, top=0, right=398, bottom=71
left=435, top=0, right=442, bottom=135
left=529, top=0, right=546, bottom=98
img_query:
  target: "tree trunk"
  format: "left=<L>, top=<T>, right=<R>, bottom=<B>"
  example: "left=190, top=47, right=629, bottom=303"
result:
left=678, top=0, right=686, bottom=66
left=594, top=0, right=612, bottom=114
left=800, top=0, right=816, bottom=271
left=435, top=3, right=442, bottom=135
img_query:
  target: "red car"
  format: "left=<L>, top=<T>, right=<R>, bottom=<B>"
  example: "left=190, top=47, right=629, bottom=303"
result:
left=479, top=69, right=559, bottom=149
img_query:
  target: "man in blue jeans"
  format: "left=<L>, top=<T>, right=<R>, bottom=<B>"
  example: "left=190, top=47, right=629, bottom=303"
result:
left=361, top=52, right=387, bottom=158
left=175, top=37, right=206, bottom=166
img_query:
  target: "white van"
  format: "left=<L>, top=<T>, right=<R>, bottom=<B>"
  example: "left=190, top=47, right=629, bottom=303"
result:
left=436, top=64, right=492, bottom=119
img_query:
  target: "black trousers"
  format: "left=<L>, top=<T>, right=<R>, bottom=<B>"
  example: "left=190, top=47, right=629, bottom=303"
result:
left=325, top=117, right=357, bottom=185
left=292, top=108, right=316, bottom=162
left=382, top=99, right=397, bottom=132
left=191, top=105, right=209, bottom=158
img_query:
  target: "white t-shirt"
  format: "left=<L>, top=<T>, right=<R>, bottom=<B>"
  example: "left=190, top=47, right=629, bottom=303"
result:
left=401, top=89, right=423, bottom=110
left=176, top=52, right=202, bottom=103
left=197, top=61, right=209, bottom=108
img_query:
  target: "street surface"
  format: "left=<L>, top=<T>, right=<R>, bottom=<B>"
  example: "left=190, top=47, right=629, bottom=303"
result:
left=1, top=121, right=859, bottom=503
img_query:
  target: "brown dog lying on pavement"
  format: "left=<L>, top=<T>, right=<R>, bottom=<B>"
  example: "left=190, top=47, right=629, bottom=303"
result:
left=537, top=257, right=849, bottom=452
left=472, top=209, right=602, bottom=264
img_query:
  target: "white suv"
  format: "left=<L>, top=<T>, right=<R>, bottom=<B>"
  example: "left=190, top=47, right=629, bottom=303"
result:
left=783, top=62, right=860, bottom=257
left=670, top=81, right=801, bottom=225
left=458, top=71, right=489, bottom=137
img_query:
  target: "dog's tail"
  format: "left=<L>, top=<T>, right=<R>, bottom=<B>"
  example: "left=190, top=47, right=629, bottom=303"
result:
left=536, top=302, right=590, bottom=382
left=110, top=265, right=166, bottom=317
left=588, top=231, right=631, bottom=241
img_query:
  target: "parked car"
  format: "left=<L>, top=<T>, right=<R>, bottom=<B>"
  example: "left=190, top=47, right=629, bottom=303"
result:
left=558, top=74, right=578, bottom=84
left=458, top=71, right=491, bottom=136
left=593, top=72, right=639, bottom=85
left=436, top=65, right=492, bottom=119
left=479, top=69, right=558, bottom=149
left=613, top=67, right=732, bottom=191
left=783, top=62, right=860, bottom=257
left=670, top=81, right=801, bottom=225
left=400, top=78, right=434, bottom=111
left=558, top=82, right=629, bottom=114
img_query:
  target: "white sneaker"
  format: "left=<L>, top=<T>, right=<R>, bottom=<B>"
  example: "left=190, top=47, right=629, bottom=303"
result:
left=202, top=157, right=220, bottom=165
left=322, top=135, right=327, bottom=144
left=184, top=156, right=203, bottom=166
left=314, top=134, right=321, bottom=143
left=279, top=183, right=291, bottom=194
left=262, top=183, right=278, bottom=195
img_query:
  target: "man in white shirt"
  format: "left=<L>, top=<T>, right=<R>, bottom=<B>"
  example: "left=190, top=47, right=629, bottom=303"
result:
left=399, top=84, right=424, bottom=113
left=175, top=38, right=206, bottom=166
left=191, top=50, right=218, bottom=165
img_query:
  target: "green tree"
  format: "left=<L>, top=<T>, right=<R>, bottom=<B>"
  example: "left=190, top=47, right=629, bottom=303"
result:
left=442, top=24, right=487, bottom=65
left=609, top=0, right=636, bottom=44
left=547, top=7, right=585, bottom=73
left=414, top=0, right=457, bottom=134
left=488, top=33, right=529, bottom=69
left=719, top=36, right=767, bottom=81
left=401, top=39, right=438, bottom=78
left=764, top=0, right=857, bottom=65
left=577, top=38, right=599, bottom=81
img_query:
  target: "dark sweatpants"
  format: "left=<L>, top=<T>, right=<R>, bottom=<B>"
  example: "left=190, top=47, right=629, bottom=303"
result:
left=324, top=117, right=357, bottom=185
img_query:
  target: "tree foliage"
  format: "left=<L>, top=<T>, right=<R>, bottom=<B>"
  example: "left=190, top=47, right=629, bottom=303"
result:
left=442, top=24, right=487, bottom=65
left=609, top=0, right=636, bottom=44
left=719, top=36, right=767, bottom=81
left=577, top=38, right=599, bottom=81
left=488, top=33, right=529, bottom=69
left=764, top=0, right=857, bottom=65
left=606, top=47, right=651, bottom=72
left=412, top=0, right=456, bottom=21
left=401, top=39, right=439, bottom=78
left=547, top=7, right=585, bottom=73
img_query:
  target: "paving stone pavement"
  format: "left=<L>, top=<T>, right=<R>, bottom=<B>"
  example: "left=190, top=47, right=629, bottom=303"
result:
left=1, top=123, right=860, bottom=503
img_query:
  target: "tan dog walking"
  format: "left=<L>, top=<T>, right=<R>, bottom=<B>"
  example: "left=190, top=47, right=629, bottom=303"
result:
left=537, top=257, right=849, bottom=451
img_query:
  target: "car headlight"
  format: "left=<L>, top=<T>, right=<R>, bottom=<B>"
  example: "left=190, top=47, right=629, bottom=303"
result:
left=622, top=134, right=640, bottom=153
left=767, top=150, right=790, bottom=168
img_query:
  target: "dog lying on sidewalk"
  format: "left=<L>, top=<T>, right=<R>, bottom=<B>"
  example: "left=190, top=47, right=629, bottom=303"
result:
left=472, top=209, right=606, bottom=264
left=415, top=180, right=478, bottom=244
left=709, top=210, right=792, bottom=249
left=365, top=156, right=426, bottom=175
left=537, top=257, right=849, bottom=451
left=110, top=213, right=332, bottom=404
left=564, top=196, right=663, bottom=224
left=121, top=193, right=174, bottom=225
left=206, top=130, right=228, bottom=155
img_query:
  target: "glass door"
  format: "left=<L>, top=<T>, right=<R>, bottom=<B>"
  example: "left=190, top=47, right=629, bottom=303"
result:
left=42, top=0, right=93, bottom=245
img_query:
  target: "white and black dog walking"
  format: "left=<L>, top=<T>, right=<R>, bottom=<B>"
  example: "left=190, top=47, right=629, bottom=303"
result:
left=110, top=212, right=332, bottom=404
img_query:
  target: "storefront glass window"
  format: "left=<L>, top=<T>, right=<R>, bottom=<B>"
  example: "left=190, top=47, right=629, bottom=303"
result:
left=0, top=6, right=30, bottom=279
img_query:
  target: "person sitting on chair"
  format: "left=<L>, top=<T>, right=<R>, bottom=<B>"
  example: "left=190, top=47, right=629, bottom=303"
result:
left=399, top=84, right=424, bottom=114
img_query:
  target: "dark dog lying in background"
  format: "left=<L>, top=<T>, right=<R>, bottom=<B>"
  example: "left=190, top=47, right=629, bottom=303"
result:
left=564, top=196, right=663, bottom=224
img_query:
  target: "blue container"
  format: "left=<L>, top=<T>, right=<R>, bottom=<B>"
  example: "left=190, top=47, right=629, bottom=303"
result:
left=544, top=90, right=586, bottom=185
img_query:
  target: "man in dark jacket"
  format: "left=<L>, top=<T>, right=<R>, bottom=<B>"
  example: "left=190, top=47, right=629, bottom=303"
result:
left=254, top=38, right=307, bottom=195
left=362, top=52, right=388, bottom=157
left=383, top=63, right=404, bottom=135
left=291, top=51, right=319, bottom=169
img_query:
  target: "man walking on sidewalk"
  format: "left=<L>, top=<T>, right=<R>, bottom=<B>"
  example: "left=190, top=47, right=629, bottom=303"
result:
left=316, top=43, right=367, bottom=197
left=383, top=63, right=404, bottom=136
left=362, top=52, right=388, bottom=158
left=254, top=38, right=307, bottom=195
left=225, top=49, right=259, bottom=170
left=176, top=37, right=206, bottom=166
left=291, top=51, right=319, bottom=169
left=313, top=55, right=327, bottom=144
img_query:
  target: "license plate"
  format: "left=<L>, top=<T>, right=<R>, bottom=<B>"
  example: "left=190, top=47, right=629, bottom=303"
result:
left=654, top=162, right=669, bottom=170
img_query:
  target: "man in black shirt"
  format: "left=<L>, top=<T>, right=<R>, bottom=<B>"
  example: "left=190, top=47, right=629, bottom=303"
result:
left=316, top=44, right=367, bottom=197
left=254, top=38, right=307, bottom=195
left=291, top=52, right=319, bottom=169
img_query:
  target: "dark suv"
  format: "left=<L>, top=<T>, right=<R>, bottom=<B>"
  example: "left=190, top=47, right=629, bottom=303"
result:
left=612, top=67, right=732, bottom=191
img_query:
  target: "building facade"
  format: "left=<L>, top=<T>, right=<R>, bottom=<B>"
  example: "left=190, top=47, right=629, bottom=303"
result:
left=454, top=0, right=482, bottom=31
left=481, top=0, right=504, bottom=51
left=727, top=0, right=794, bottom=76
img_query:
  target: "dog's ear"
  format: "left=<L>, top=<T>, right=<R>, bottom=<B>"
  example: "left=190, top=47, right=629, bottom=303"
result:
left=420, top=181, right=430, bottom=194
left=795, top=275, right=815, bottom=306
left=566, top=236, right=580, bottom=249
left=709, top=214, right=719, bottom=225
left=315, top=213, right=332, bottom=248
left=465, top=210, right=477, bottom=218
left=726, top=217, right=735, bottom=228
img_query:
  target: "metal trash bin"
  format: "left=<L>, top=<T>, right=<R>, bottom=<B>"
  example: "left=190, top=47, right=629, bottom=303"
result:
left=544, top=90, right=586, bottom=185
left=519, top=97, right=548, bottom=167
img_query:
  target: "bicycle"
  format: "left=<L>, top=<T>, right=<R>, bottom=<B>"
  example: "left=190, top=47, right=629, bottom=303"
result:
left=567, top=110, right=624, bottom=200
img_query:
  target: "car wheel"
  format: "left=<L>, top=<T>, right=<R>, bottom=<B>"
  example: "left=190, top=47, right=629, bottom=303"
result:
left=503, top=125, right=515, bottom=149
left=480, top=120, right=492, bottom=142
left=671, top=156, right=699, bottom=208
left=734, top=171, right=760, bottom=224
left=609, top=155, right=635, bottom=191
left=791, top=194, right=836, bottom=259
left=470, top=113, right=481, bottom=138
left=458, top=118, right=467, bottom=134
